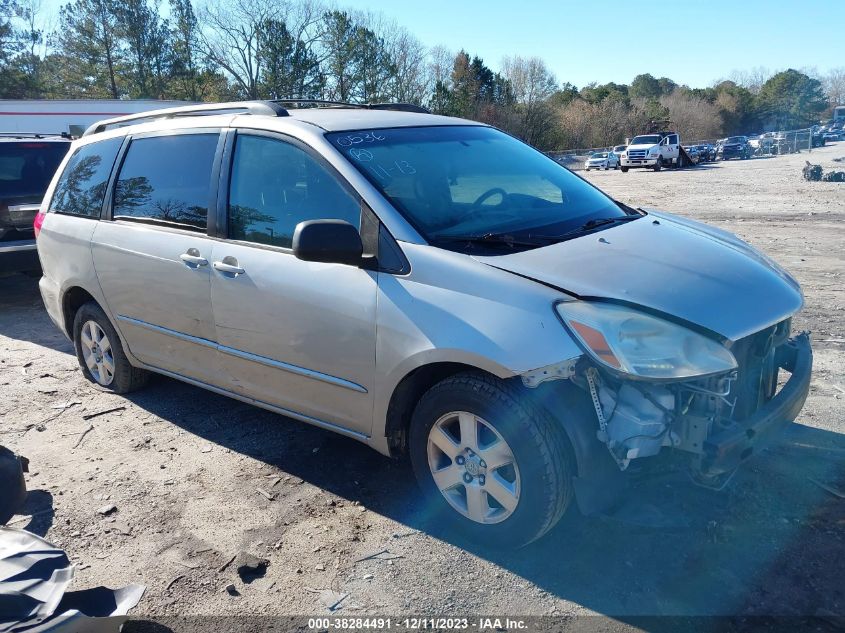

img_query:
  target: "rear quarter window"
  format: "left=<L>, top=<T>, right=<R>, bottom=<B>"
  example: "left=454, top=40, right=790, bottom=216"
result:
left=50, top=137, right=123, bottom=218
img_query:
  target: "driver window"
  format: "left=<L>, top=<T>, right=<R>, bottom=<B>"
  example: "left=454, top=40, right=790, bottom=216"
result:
left=228, top=134, right=360, bottom=248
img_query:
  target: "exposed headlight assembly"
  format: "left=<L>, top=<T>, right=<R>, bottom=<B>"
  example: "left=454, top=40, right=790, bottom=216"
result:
left=556, top=301, right=737, bottom=380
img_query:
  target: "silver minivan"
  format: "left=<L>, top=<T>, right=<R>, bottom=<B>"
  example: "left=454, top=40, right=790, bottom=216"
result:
left=35, top=101, right=812, bottom=547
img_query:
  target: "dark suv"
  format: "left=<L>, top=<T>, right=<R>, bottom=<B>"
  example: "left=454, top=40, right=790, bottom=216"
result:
left=1, top=134, right=71, bottom=274
left=717, top=136, right=752, bottom=160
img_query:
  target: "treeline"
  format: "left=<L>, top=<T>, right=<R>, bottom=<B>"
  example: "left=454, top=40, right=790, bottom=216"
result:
left=1, top=0, right=842, bottom=149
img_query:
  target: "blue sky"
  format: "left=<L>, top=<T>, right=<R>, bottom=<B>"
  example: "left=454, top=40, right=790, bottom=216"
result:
left=37, top=0, right=844, bottom=89
left=348, top=0, right=844, bottom=87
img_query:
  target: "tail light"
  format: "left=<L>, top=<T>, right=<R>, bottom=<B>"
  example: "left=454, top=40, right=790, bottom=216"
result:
left=33, top=211, right=46, bottom=238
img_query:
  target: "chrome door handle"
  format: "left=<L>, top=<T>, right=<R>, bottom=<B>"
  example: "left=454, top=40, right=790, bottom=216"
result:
left=213, top=259, right=245, bottom=276
left=180, top=250, right=208, bottom=267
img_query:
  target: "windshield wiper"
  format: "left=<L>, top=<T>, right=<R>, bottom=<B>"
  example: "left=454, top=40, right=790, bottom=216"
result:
left=533, top=215, right=640, bottom=242
left=432, top=232, right=551, bottom=248
left=433, top=214, right=642, bottom=249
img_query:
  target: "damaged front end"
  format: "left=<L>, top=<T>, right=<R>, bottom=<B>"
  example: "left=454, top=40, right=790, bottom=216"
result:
left=526, top=301, right=813, bottom=498
left=569, top=316, right=812, bottom=485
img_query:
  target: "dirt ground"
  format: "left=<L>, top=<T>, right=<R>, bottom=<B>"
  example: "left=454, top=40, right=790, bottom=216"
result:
left=1, top=143, right=844, bottom=627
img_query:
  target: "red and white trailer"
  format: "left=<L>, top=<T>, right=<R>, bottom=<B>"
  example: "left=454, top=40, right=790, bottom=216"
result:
left=0, top=100, right=194, bottom=136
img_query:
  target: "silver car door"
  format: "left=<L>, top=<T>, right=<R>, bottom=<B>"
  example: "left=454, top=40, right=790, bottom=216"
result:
left=91, top=130, right=224, bottom=386
left=210, top=131, right=377, bottom=436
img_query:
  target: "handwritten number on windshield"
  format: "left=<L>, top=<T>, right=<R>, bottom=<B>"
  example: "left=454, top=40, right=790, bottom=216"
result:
left=370, top=160, right=416, bottom=182
left=350, top=148, right=373, bottom=161
left=336, top=131, right=386, bottom=147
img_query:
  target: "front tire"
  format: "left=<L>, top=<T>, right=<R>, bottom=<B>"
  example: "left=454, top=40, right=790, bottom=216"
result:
left=620, top=166, right=629, bottom=172
left=653, top=157, right=663, bottom=171
left=409, top=372, right=573, bottom=548
left=73, top=302, right=149, bottom=393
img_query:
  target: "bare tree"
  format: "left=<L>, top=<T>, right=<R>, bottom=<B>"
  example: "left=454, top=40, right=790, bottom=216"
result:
left=659, top=91, right=722, bottom=141
left=554, top=97, right=654, bottom=150
left=823, top=67, right=845, bottom=107
left=197, top=0, right=282, bottom=99
left=380, top=21, right=428, bottom=103
left=500, top=55, right=556, bottom=105
left=726, top=66, right=772, bottom=94
left=500, top=55, right=558, bottom=146
left=427, top=44, right=452, bottom=87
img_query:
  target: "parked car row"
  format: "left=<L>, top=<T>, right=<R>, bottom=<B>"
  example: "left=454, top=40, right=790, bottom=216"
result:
left=682, top=144, right=717, bottom=163
left=818, top=124, right=845, bottom=142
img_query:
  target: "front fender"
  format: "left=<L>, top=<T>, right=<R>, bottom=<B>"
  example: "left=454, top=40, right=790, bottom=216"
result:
left=371, top=243, right=583, bottom=441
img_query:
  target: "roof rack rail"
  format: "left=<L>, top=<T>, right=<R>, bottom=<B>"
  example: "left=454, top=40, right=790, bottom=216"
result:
left=366, top=103, right=430, bottom=114
left=270, top=99, right=430, bottom=114
left=0, top=132, right=73, bottom=139
left=82, top=101, right=289, bottom=137
left=271, top=99, right=365, bottom=108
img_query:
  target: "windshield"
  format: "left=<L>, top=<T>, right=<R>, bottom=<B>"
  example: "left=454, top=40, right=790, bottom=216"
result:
left=326, top=126, right=625, bottom=250
left=630, top=135, right=661, bottom=145
left=0, top=142, right=69, bottom=199
left=725, top=136, right=746, bottom=144
left=590, top=152, right=608, bottom=158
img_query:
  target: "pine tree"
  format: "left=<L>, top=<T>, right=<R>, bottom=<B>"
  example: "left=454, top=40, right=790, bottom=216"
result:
left=54, top=0, right=124, bottom=98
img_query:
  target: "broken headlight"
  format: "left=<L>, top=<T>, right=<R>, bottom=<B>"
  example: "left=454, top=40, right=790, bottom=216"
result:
left=556, top=301, right=737, bottom=380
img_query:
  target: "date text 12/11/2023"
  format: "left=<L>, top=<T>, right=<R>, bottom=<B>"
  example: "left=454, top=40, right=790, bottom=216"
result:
left=306, top=617, right=528, bottom=631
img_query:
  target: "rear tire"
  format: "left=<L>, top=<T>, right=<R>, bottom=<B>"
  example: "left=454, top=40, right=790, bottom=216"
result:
left=409, top=372, right=574, bottom=548
left=73, top=302, right=149, bottom=394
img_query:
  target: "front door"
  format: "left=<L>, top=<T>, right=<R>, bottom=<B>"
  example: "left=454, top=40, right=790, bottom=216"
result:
left=667, top=134, right=679, bottom=162
left=210, top=132, right=377, bottom=436
left=92, top=130, right=224, bottom=386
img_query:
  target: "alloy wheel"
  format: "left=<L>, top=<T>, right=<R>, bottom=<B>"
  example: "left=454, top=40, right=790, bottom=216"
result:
left=426, top=411, right=521, bottom=524
left=80, top=320, right=115, bottom=386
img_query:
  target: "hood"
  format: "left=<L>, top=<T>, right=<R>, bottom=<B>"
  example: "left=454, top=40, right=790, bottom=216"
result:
left=626, top=143, right=658, bottom=150
left=473, top=211, right=803, bottom=342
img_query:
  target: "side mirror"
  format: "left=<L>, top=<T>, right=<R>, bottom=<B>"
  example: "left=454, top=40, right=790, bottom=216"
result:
left=292, top=219, right=363, bottom=266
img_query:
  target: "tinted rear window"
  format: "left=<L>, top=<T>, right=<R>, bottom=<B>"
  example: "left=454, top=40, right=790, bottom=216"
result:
left=51, top=137, right=123, bottom=218
left=0, top=142, right=69, bottom=198
left=113, top=134, right=219, bottom=232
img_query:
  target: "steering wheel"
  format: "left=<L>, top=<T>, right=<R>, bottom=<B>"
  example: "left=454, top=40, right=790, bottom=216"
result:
left=471, top=187, right=507, bottom=209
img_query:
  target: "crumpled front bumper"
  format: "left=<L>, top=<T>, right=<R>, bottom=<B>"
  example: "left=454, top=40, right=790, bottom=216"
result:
left=699, top=332, right=812, bottom=476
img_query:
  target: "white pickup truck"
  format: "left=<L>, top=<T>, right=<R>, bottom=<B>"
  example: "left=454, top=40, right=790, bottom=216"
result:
left=619, top=132, right=683, bottom=172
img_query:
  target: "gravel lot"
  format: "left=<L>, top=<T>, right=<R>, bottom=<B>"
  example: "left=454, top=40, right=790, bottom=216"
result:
left=1, top=143, right=843, bottom=626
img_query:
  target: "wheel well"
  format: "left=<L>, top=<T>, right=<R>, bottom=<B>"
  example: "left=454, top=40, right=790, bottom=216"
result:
left=385, top=362, right=488, bottom=456
left=62, top=287, right=97, bottom=338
